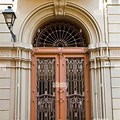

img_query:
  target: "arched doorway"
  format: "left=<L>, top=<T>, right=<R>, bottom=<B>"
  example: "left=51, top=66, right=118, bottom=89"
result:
left=31, top=20, right=91, bottom=120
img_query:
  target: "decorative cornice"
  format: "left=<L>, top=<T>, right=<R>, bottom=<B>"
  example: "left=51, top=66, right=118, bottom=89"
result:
left=53, top=0, right=67, bottom=16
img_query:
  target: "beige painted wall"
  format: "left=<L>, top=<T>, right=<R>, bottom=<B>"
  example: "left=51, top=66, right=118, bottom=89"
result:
left=108, top=5, right=120, bottom=119
left=0, top=0, right=120, bottom=120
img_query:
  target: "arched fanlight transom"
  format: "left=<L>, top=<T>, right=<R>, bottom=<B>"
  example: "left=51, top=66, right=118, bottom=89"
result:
left=33, top=21, right=87, bottom=47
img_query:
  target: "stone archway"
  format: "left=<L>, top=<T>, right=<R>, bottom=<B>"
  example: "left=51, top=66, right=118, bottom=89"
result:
left=18, top=1, right=102, bottom=120
left=31, top=20, right=90, bottom=120
left=18, top=2, right=102, bottom=45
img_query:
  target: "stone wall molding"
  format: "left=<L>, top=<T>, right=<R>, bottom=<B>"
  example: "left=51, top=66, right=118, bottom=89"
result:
left=18, top=1, right=102, bottom=46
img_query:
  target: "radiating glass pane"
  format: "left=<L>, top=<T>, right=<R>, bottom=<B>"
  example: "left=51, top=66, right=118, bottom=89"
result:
left=33, top=21, right=87, bottom=47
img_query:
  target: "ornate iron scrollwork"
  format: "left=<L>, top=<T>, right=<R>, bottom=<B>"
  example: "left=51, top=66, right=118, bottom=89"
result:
left=37, top=58, right=56, bottom=120
left=33, top=21, right=87, bottom=47
left=66, top=58, right=85, bottom=120
left=37, top=95, right=55, bottom=120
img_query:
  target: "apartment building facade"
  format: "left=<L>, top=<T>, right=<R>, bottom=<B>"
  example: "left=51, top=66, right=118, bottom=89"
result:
left=0, top=0, right=120, bottom=120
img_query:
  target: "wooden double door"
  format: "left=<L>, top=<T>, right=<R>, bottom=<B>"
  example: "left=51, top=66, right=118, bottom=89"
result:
left=31, top=48, right=90, bottom=120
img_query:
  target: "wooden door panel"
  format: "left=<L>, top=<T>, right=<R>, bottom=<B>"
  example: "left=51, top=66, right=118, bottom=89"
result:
left=57, top=54, right=66, bottom=120
left=31, top=51, right=90, bottom=120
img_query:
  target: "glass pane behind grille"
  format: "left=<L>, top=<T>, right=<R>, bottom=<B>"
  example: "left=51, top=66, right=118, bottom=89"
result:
left=37, top=58, right=56, bottom=120
left=33, top=21, right=87, bottom=47
left=66, top=58, right=85, bottom=120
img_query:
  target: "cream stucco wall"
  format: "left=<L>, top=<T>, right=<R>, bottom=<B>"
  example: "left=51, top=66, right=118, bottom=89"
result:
left=107, top=5, right=120, bottom=119
left=0, top=0, right=120, bottom=120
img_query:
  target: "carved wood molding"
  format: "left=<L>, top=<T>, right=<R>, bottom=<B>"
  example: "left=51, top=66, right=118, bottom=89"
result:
left=53, top=0, right=67, bottom=16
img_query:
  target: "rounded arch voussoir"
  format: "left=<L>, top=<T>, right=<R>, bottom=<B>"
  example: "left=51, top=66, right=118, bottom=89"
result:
left=18, top=2, right=102, bottom=46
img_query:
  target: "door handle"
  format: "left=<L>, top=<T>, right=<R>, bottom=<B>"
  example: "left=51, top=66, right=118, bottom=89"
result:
left=57, top=89, right=64, bottom=93
left=58, top=98, right=64, bottom=103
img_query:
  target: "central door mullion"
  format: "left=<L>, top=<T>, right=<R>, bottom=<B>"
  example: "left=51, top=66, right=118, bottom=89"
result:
left=56, top=54, right=66, bottom=120
left=56, top=55, right=60, bottom=120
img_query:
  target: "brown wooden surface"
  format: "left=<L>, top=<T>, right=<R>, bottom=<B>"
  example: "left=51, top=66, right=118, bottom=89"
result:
left=31, top=47, right=91, bottom=120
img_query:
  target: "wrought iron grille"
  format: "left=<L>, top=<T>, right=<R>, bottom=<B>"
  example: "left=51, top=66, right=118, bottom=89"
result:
left=37, top=58, right=56, bottom=120
left=66, top=58, right=85, bottom=120
left=33, top=21, right=87, bottom=47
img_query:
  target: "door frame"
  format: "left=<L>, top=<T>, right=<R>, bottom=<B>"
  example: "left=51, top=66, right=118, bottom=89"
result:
left=31, top=47, right=91, bottom=120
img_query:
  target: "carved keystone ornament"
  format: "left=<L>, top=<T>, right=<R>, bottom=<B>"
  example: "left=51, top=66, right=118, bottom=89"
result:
left=53, top=0, right=67, bottom=16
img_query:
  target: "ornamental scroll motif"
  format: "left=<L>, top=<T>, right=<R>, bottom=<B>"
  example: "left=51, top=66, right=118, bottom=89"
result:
left=66, top=58, right=85, bottom=120
left=33, top=21, right=87, bottom=47
left=53, top=0, right=67, bottom=16
left=37, top=58, right=56, bottom=120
